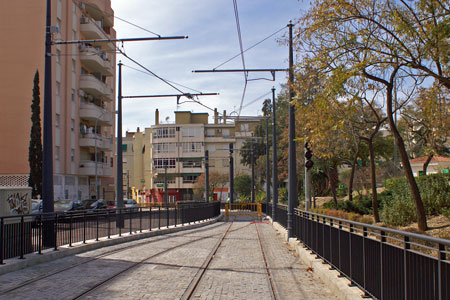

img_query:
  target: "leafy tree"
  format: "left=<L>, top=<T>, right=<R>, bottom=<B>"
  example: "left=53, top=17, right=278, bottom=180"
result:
left=402, top=83, right=450, bottom=173
left=234, top=174, right=251, bottom=198
left=28, top=70, right=42, bottom=198
left=294, top=0, right=443, bottom=230
left=193, top=171, right=228, bottom=201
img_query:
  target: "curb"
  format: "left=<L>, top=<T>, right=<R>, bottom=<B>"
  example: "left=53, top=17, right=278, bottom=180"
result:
left=270, top=220, right=365, bottom=300
left=0, top=214, right=223, bottom=276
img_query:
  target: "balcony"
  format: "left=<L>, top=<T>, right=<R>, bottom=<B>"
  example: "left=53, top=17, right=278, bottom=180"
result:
left=79, top=134, right=113, bottom=151
left=103, top=87, right=114, bottom=102
left=80, top=74, right=107, bottom=97
left=79, top=45, right=113, bottom=76
left=79, top=102, right=113, bottom=125
left=79, top=160, right=112, bottom=177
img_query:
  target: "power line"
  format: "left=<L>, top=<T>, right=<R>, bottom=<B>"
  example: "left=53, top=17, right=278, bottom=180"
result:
left=213, top=25, right=287, bottom=70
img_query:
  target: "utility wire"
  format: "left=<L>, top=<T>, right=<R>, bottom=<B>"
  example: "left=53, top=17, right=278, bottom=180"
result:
left=241, top=91, right=271, bottom=109
left=232, top=0, right=248, bottom=116
left=122, top=64, right=203, bottom=94
left=82, top=2, right=161, bottom=37
left=213, top=26, right=287, bottom=70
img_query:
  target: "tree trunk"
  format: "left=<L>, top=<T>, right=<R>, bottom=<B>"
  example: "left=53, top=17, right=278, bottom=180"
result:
left=324, top=163, right=339, bottom=208
left=348, top=143, right=360, bottom=202
left=386, top=79, right=428, bottom=231
left=423, top=154, right=433, bottom=175
left=367, top=138, right=380, bottom=222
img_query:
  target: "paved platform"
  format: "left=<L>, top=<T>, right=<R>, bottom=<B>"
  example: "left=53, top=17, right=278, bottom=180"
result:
left=0, top=219, right=342, bottom=300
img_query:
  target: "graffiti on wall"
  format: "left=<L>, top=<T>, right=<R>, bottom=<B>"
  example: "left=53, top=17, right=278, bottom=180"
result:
left=6, top=192, right=29, bottom=215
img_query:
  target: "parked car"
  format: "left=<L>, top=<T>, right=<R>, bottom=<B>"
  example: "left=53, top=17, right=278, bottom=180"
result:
left=124, top=199, right=138, bottom=208
left=66, top=199, right=97, bottom=212
left=89, top=199, right=107, bottom=210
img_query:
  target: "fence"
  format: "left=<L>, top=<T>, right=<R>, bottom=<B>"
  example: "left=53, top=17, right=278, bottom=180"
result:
left=0, top=202, right=220, bottom=264
left=286, top=207, right=450, bottom=300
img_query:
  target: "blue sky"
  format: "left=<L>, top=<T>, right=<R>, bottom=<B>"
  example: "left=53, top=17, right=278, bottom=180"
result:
left=110, top=0, right=309, bottom=133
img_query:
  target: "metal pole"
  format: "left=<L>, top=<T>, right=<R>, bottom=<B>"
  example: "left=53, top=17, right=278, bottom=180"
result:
left=127, top=170, right=130, bottom=199
left=164, top=164, right=168, bottom=204
left=265, top=117, right=270, bottom=213
left=116, top=62, right=124, bottom=228
left=205, top=150, right=209, bottom=203
left=43, top=0, right=55, bottom=247
left=229, top=143, right=234, bottom=204
left=272, top=88, right=278, bottom=221
left=287, top=21, right=296, bottom=238
left=251, top=142, right=255, bottom=203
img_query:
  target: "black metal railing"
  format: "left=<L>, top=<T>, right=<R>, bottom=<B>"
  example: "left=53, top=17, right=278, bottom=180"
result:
left=0, top=202, right=220, bottom=264
left=290, top=208, right=450, bottom=300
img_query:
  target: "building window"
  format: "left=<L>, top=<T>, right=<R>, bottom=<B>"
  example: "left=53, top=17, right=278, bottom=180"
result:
left=182, top=160, right=202, bottom=168
left=56, top=82, right=60, bottom=96
left=222, top=129, right=230, bottom=137
left=182, top=142, right=202, bottom=153
left=152, top=127, right=175, bottom=139
left=122, top=144, right=127, bottom=152
left=55, top=114, right=60, bottom=127
left=153, top=158, right=176, bottom=169
left=207, top=144, right=216, bottom=152
left=71, top=119, right=75, bottom=131
left=183, top=175, right=199, bottom=184
left=153, top=142, right=176, bottom=153
left=55, top=146, right=60, bottom=160
left=71, top=89, right=75, bottom=101
left=72, top=59, right=76, bottom=73
left=71, top=149, right=74, bottom=162
left=241, top=123, right=249, bottom=132
left=181, top=127, right=201, bottom=138
left=206, top=129, right=215, bottom=137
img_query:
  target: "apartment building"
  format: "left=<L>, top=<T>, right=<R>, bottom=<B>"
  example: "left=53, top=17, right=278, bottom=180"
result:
left=123, top=109, right=261, bottom=203
left=0, top=1, right=116, bottom=201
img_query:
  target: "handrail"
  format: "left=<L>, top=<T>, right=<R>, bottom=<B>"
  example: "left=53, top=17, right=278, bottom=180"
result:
left=295, top=208, right=450, bottom=246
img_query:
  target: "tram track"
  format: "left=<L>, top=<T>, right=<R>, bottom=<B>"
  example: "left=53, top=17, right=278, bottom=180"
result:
left=181, top=222, right=281, bottom=300
left=0, top=221, right=227, bottom=295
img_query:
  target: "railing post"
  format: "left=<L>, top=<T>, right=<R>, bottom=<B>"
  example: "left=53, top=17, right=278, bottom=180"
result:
left=403, top=236, right=409, bottom=300
left=69, top=214, right=73, bottom=247
left=149, top=207, right=152, bottom=231
left=129, top=208, right=132, bottom=235
left=119, top=209, right=122, bottom=237
left=139, top=207, right=142, bottom=233
left=349, top=223, right=354, bottom=285
left=83, top=213, right=87, bottom=243
left=158, top=206, right=161, bottom=229
left=380, top=230, right=386, bottom=299
left=166, top=206, right=169, bottom=228
left=107, top=210, right=111, bottom=239
left=19, top=215, right=25, bottom=259
left=363, top=226, right=367, bottom=294
left=54, top=213, right=58, bottom=251
left=96, top=211, right=99, bottom=241
left=174, top=206, right=177, bottom=227
left=38, top=214, right=43, bottom=254
left=0, top=217, right=4, bottom=264
left=438, top=243, right=445, bottom=300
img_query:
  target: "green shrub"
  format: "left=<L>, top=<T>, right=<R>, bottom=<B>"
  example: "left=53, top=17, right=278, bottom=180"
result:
left=381, top=174, right=450, bottom=226
left=255, top=191, right=266, bottom=204
left=278, top=187, right=288, bottom=205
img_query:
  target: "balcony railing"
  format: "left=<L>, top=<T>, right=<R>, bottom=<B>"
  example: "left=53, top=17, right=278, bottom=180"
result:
left=80, top=74, right=107, bottom=97
left=79, top=45, right=113, bottom=76
left=79, top=160, right=112, bottom=177
left=79, top=102, right=113, bottom=125
left=79, top=134, right=113, bottom=150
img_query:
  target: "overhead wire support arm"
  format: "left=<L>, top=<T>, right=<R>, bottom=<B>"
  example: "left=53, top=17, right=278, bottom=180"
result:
left=52, top=36, right=188, bottom=45
left=192, top=68, right=288, bottom=81
left=121, top=93, right=218, bottom=99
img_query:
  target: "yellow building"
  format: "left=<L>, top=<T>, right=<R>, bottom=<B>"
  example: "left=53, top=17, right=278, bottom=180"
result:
left=122, top=109, right=261, bottom=204
left=0, top=1, right=116, bottom=201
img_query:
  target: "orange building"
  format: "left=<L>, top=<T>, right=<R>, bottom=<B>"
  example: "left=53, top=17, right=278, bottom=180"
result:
left=0, top=0, right=116, bottom=201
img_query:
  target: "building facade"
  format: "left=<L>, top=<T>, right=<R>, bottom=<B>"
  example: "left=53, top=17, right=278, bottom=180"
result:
left=123, top=109, right=261, bottom=204
left=0, top=0, right=116, bottom=201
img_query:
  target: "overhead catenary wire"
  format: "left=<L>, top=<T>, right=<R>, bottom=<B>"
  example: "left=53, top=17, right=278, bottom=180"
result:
left=213, top=25, right=287, bottom=70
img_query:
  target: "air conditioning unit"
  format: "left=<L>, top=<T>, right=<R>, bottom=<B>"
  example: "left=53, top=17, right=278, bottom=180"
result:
left=80, top=16, right=88, bottom=24
left=78, top=90, right=85, bottom=97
